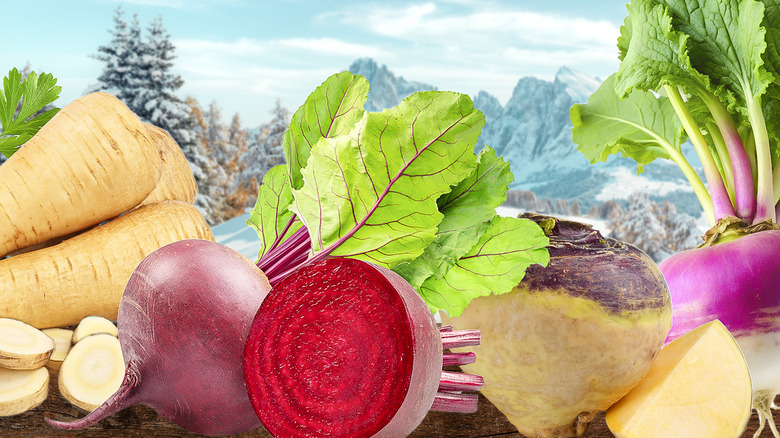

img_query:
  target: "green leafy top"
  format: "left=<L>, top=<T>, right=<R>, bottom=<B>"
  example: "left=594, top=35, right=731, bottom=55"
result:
left=248, top=71, right=549, bottom=317
left=572, top=0, right=780, bottom=227
left=0, top=68, right=61, bottom=158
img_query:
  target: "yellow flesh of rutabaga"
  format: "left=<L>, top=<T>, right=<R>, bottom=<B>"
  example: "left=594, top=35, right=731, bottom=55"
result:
left=606, top=320, right=752, bottom=438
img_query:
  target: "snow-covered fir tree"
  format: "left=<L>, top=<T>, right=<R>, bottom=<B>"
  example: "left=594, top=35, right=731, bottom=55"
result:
left=133, top=16, right=194, bottom=149
left=92, top=8, right=194, bottom=149
left=91, top=7, right=142, bottom=101
left=184, top=98, right=256, bottom=225
left=236, top=99, right=290, bottom=199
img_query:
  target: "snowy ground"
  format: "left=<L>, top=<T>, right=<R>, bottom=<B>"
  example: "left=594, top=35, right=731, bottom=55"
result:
left=213, top=206, right=612, bottom=261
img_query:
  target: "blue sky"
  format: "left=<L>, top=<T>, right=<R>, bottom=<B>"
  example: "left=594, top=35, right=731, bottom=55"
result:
left=6, top=0, right=628, bottom=127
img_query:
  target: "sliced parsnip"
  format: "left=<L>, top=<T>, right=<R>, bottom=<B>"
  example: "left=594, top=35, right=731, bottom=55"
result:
left=0, top=367, right=49, bottom=416
left=41, top=328, right=74, bottom=371
left=71, top=316, right=118, bottom=344
left=0, top=318, right=55, bottom=370
left=58, top=333, right=124, bottom=412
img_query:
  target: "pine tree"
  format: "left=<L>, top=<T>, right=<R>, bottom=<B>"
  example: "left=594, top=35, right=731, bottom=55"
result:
left=134, top=16, right=194, bottom=149
left=92, top=7, right=142, bottom=101
left=93, top=8, right=194, bottom=150
left=238, top=99, right=290, bottom=196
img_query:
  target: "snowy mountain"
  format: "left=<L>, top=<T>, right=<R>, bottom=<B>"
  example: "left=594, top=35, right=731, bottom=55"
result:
left=348, top=58, right=437, bottom=112
left=346, top=59, right=704, bottom=219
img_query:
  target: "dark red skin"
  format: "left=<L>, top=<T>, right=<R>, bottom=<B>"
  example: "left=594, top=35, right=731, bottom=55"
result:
left=244, top=257, right=442, bottom=438
left=46, top=239, right=271, bottom=436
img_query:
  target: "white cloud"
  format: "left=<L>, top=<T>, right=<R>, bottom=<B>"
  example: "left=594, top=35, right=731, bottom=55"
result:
left=170, top=36, right=390, bottom=124
left=337, top=2, right=619, bottom=50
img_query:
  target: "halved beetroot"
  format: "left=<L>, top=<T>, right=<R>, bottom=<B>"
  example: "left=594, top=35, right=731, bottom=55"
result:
left=243, top=257, right=481, bottom=437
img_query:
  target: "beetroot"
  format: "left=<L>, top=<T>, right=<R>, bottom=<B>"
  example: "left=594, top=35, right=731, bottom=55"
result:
left=243, top=257, right=482, bottom=438
left=46, top=239, right=271, bottom=436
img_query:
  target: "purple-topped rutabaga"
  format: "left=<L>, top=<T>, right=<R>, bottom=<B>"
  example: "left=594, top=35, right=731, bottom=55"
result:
left=444, top=214, right=672, bottom=438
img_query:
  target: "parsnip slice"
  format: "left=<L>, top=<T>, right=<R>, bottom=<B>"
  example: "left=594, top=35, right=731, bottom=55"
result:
left=605, top=320, right=752, bottom=438
left=0, top=318, right=55, bottom=370
left=41, top=328, right=74, bottom=371
left=71, top=316, right=118, bottom=344
left=58, top=333, right=124, bottom=412
left=0, top=367, right=49, bottom=416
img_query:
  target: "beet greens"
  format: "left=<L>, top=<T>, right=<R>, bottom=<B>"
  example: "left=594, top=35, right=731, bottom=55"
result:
left=248, top=71, right=550, bottom=317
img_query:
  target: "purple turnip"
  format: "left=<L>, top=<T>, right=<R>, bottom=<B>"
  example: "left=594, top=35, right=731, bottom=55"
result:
left=660, top=219, right=780, bottom=436
left=243, top=257, right=483, bottom=438
left=46, top=239, right=271, bottom=436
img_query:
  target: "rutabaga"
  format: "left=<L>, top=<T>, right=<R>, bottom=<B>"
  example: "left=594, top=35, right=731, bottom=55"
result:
left=571, top=0, right=780, bottom=434
left=443, top=215, right=672, bottom=438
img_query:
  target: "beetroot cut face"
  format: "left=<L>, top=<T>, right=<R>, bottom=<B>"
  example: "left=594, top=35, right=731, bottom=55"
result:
left=244, top=257, right=442, bottom=438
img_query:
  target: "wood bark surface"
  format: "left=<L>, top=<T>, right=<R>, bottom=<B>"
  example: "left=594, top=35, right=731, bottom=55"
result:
left=1, top=372, right=775, bottom=437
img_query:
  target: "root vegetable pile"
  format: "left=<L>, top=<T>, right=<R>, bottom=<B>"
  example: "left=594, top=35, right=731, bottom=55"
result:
left=0, top=91, right=162, bottom=257
left=43, top=71, right=551, bottom=437
left=0, top=200, right=213, bottom=328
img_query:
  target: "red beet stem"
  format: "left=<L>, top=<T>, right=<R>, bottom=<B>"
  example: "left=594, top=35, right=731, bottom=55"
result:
left=438, top=370, right=484, bottom=392
left=430, top=392, right=479, bottom=413
left=441, top=329, right=481, bottom=349
left=442, top=352, right=476, bottom=366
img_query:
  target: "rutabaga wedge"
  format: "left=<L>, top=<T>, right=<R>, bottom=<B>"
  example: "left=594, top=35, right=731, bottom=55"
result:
left=58, top=333, right=124, bottom=412
left=41, top=328, right=73, bottom=371
left=0, top=367, right=49, bottom=416
left=606, top=320, right=752, bottom=438
left=71, top=316, right=118, bottom=344
left=0, top=318, right=55, bottom=370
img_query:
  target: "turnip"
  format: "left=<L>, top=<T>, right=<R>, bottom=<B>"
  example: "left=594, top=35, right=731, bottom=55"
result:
left=660, top=220, right=780, bottom=437
left=571, top=0, right=780, bottom=435
left=243, top=257, right=483, bottom=438
left=45, top=239, right=271, bottom=436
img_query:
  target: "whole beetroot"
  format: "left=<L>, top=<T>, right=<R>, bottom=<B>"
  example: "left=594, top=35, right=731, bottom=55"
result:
left=46, top=239, right=271, bottom=436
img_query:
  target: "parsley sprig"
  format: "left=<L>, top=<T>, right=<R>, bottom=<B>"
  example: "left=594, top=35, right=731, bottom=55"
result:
left=0, top=68, right=61, bottom=158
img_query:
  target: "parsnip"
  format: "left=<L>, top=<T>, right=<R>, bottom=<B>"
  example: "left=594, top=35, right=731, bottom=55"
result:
left=138, top=124, right=198, bottom=206
left=71, top=316, right=118, bottom=344
left=0, top=318, right=55, bottom=370
left=41, top=328, right=73, bottom=372
left=0, top=367, right=49, bottom=416
left=0, top=92, right=162, bottom=258
left=58, top=333, right=124, bottom=412
left=0, top=200, right=214, bottom=329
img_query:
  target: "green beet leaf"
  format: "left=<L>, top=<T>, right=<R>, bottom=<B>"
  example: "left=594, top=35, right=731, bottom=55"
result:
left=393, top=146, right=513, bottom=289
left=291, top=90, right=483, bottom=267
left=283, top=71, right=369, bottom=191
left=246, top=164, right=301, bottom=260
left=418, top=216, right=550, bottom=317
